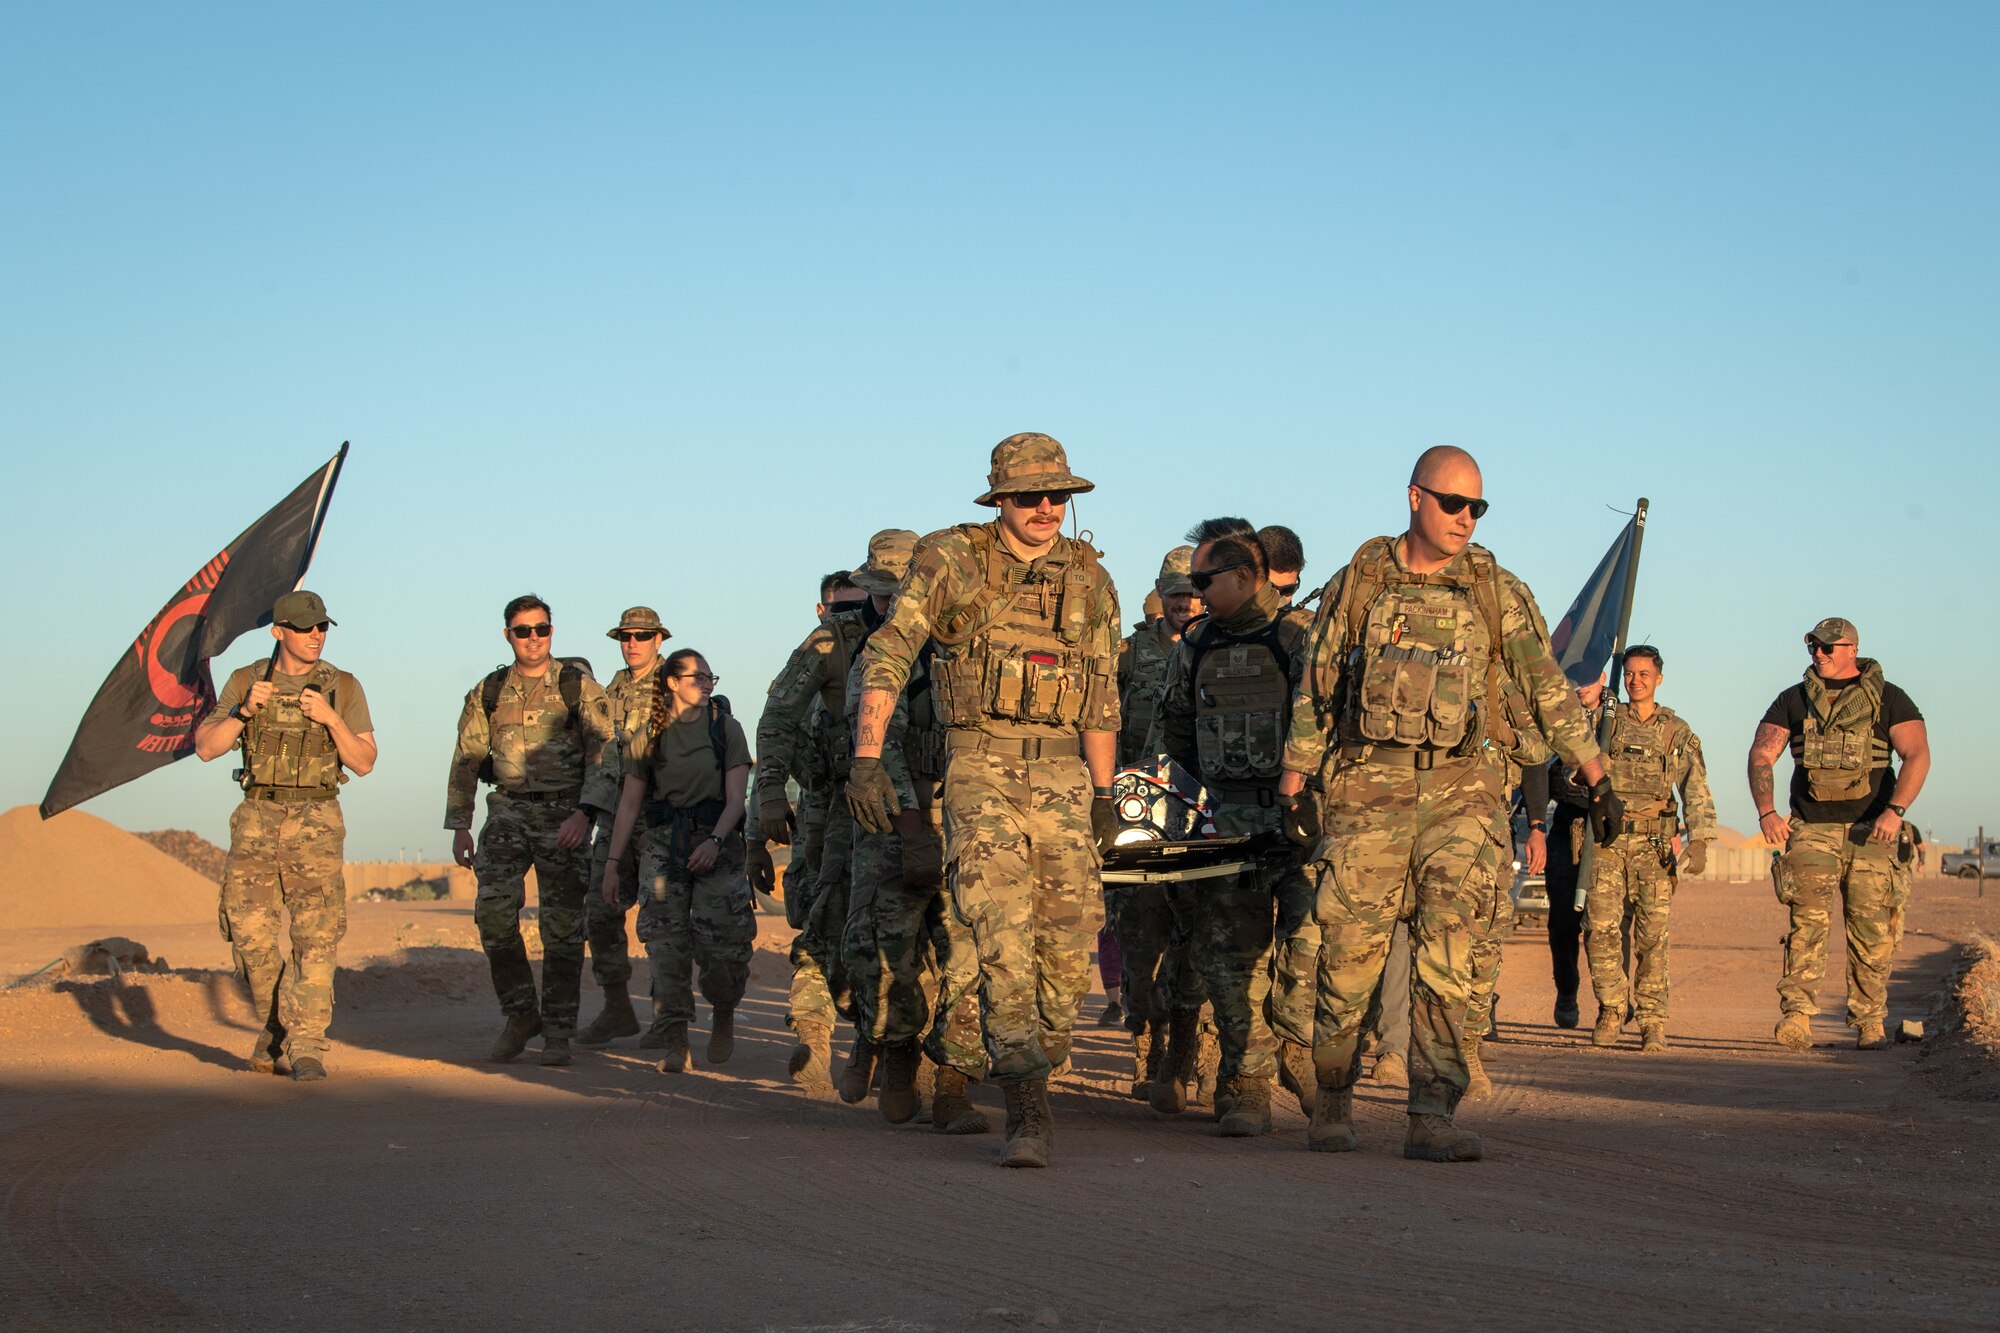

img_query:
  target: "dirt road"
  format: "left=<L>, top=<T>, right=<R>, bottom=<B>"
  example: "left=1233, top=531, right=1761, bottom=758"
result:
left=3, top=876, right=1995, bottom=1331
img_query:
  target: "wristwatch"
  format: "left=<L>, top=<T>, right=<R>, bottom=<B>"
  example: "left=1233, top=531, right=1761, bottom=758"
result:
left=1528, top=819, right=1546, bottom=831
left=707, top=833, right=725, bottom=846
left=230, top=703, right=250, bottom=723
left=1888, top=803, right=1907, bottom=818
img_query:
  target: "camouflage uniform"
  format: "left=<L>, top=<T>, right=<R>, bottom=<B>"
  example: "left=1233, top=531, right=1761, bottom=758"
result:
left=1286, top=538, right=1600, bottom=1117
left=860, top=512, right=1121, bottom=1086
left=1585, top=704, right=1715, bottom=1025
left=208, top=658, right=368, bottom=1066
left=586, top=659, right=664, bottom=989
left=1159, top=583, right=1317, bottom=1087
left=446, top=664, right=618, bottom=1037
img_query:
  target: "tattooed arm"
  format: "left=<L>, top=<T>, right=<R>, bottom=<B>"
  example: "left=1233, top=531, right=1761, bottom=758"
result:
left=1748, top=721, right=1791, bottom=847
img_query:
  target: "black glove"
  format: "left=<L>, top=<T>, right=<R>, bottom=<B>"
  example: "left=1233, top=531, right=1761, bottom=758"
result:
left=1091, top=792, right=1119, bottom=853
left=1279, top=791, right=1320, bottom=848
left=1588, top=777, right=1625, bottom=847
left=758, top=796, right=793, bottom=846
left=845, top=757, right=900, bottom=834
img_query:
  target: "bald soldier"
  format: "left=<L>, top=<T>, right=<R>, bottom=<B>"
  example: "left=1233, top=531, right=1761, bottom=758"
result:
left=849, top=433, right=1122, bottom=1168
left=1279, top=447, right=1619, bottom=1161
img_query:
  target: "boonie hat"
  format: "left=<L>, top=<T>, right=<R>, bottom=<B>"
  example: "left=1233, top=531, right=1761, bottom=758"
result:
left=607, top=606, right=671, bottom=640
left=273, top=590, right=335, bottom=628
left=1155, top=545, right=1195, bottom=597
left=849, top=529, right=919, bottom=597
left=973, top=432, right=1096, bottom=507
left=1805, top=616, right=1858, bottom=648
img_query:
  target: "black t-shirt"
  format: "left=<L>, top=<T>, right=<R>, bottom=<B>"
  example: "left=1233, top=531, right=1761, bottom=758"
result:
left=1761, top=676, right=1922, bottom=825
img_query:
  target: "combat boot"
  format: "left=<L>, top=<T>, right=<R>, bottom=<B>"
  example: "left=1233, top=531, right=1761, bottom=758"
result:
left=1552, top=995, right=1581, bottom=1029
left=249, top=1027, right=284, bottom=1075
left=290, top=1056, right=326, bottom=1083
left=707, top=1005, right=736, bottom=1064
left=1592, top=1008, right=1623, bottom=1048
left=1277, top=1041, right=1315, bottom=1117
left=1404, top=1113, right=1484, bottom=1162
left=878, top=1039, right=923, bottom=1124
left=655, top=1022, right=690, bottom=1074
left=639, top=1014, right=673, bottom=1050
left=490, top=1010, right=542, bottom=1063
left=1217, top=1076, right=1274, bottom=1138
left=1193, top=1029, right=1219, bottom=1108
left=1307, top=1085, right=1357, bottom=1153
left=839, top=1033, right=878, bottom=1104
left=1775, top=1012, right=1813, bottom=1051
left=931, top=1065, right=992, bottom=1136
left=912, top=1054, right=936, bottom=1124
left=1149, top=1011, right=1200, bottom=1115
left=1463, top=1038, right=1492, bottom=1101
left=1856, top=1021, right=1888, bottom=1050
left=577, top=986, right=640, bottom=1046
left=787, top=1021, right=835, bottom=1098
left=1372, top=1050, right=1407, bottom=1086
left=540, top=1036, right=572, bottom=1067
left=1000, top=1079, right=1053, bottom=1168
left=1640, top=1023, right=1668, bottom=1053
left=1129, top=1029, right=1157, bottom=1099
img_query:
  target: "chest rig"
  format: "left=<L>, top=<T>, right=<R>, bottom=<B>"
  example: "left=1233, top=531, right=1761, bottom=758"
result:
left=930, top=524, right=1106, bottom=729
left=1187, top=614, right=1302, bottom=789
left=1607, top=706, right=1683, bottom=816
left=240, top=661, right=344, bottom=793
left=1794, top=661, right=1890, bottom=803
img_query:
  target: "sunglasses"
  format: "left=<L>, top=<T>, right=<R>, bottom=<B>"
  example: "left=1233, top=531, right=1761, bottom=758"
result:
left=1807, top=640, right=1853, bottom=656
left=1270, top=581, right=1299, bottom=599
left=1416, top=484, right=1490, bottom=519
left=509, top=623, right=553, bottom=640
left=1189, top=564, right=1247, bottom=592
left=614, top=630, right=660, bottom=643
left=675, top=671, right=719, bottom=686
left=279, top=621, right=330, bottom=634
left=1004, top=490, right=1073, bottom=509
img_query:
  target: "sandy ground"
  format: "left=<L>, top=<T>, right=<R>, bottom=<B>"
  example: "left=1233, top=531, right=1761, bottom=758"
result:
left=3, top=876, right=1997, bottom=1331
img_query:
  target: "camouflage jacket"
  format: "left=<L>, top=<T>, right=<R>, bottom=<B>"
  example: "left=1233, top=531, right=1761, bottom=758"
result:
left=1602, top=702, right=1716, bottom=840
left=444, top=665, right=618, bottom=829
left=1283, top=537, right=1601, bottom=778
left=1116, top=618, right=1179, bottom=766
left=604, top=662, right=664, bottom=787
left=859, top=522, right=1121, bottom=740
left=757, top=607, right=870, bottom=795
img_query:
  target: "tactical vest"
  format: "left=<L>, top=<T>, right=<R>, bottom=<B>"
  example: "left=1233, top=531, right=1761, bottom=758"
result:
left=1607, top=707, right=1682, bottom=816
left=930, top=524, right=1108, bottom=729
left=1794, top=662, right=1890, bottom=803
left=476, top=658, right=590, bottom=786
left=1118, top=621, right=1176, bottom=763
left=1318, top=537, right=1512, bottom=754
left=240, top=661, right=345, bottom=793
left=1187, top=615, right=1300, bottom=788
left=904, top=643, right=947, bottom=778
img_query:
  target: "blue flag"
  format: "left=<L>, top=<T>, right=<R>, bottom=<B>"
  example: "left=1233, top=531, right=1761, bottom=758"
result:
left=1548, top=512, right=1642, bottom=688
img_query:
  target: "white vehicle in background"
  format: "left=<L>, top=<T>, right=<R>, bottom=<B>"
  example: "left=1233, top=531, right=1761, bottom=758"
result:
left=1941, top=838, right=2000, bottom=879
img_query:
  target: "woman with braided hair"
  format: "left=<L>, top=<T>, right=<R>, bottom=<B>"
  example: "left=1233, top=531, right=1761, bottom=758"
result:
left=602, top=649, right=756, bottom=1073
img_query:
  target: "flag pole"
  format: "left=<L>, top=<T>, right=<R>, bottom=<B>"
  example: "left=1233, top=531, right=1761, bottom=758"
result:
left=262, top=443, right=349, bottom=687
left=1575, top=497, right=1649, bottom=911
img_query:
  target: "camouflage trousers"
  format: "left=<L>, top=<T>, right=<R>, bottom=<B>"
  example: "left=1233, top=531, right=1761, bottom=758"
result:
left=943, top=743, right=1103, bottom=1084
left=787, top=799, right=854, bottom=1032
left=785, top=784, right=832, bottom=930
left=1189, top=799, right=1317, bottom=1082
left=1586, top=832, right=1677, bottom=1023
left=585, top=814, right=642, bottom=989
left=1363, top=920, right=1412, bottom=1055
left=1466, top=887, right=1514, bottom=1041
left=842, top=804, right=985, bottom=1077
left=219, top=796, right=348, bottom=1062
left=1774, top=819, right=1901, bottom=1027
left=1112, top=883, right=1204, bottom=1041
left=1309, top=755, right=1510, bottom=1117
left=636, top=827, right=756, bottom=1025
left=473, top=794, right=591, bottom=1036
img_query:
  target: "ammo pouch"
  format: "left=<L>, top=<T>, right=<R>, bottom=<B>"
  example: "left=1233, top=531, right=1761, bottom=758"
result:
left=1355, top=642, right=1472, bottom=748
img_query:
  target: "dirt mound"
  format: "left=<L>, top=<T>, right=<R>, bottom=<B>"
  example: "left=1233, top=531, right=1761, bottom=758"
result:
left=0, top=805, right=220, bottom=930
left=1918, top=934, right=2000, bottom=1102
left=137, top=828, right=228, bottom=882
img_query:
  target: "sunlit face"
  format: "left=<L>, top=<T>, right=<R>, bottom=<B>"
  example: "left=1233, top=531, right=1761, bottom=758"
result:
left=619, top=630, right=663, bottom=674
left=272, top=620, right=327, bottom=665
left=1623, top=655, right=1661, bottom=705
left=506, top=609, right=552, bottom=669
left=1575, top=678, right=1605, bottom=711
left=667, top=655, right=716, bottom=710
left=1191, top=541, right=1258, bottom=620
left=1808, top=637, right=1858, bottom=679
left=1161, top=588, right=1202, bottom=635
left=1406, top=457, right=1484, bottom=560
left=997, top=489, right=1069, bottom=550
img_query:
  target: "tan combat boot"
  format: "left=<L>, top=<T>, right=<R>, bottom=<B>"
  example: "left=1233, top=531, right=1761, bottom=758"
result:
left=1640, top=1023, right=1668, bottom=1053
left=1130, top=1029, right=1157, bottom=1100
left=1218, top=1076, right=1274, bottom=1138
left=839, top=1032, right=879, bottom=1104
left=655, top=1021, right=690, bottom=1074
left=707, top=1004, right=736, bottom=1063
left=490, top=1010, right=542, bottom=1062
left=1307, top=1085, right=1358, bottom=1153
left=1371, top=1049, right=1407, bottom=1086
left=878, top=1040, right=922, bottom=1124
left=249, top=1027, right=284, bottom=1075
left=577, top=986, right=640, bottom=1046
left=1856, top=1021, right=1888, bottom=1050
left=1193, top=1029, right=1220, bottom=1108
left=540, top=1036, right=573, bottom=1067
left=1405, top=1113, right=1484, bottom=1162
left=1149, top=1011, right=1199, bottom=1115
left=1592, top=1008, right=1623, bottom=1048
left=1774, top=1012, right=1813, bottom=1051
left=931, top=1065, right=992, bottom=1136
left=787, top=1021, right=835, bottom=1097
left=1000, top=1078, right=1053, bottom=1168
left=1277, top=1041, right=1316, bottom=1117
left=1463, top=1038, right=1492, bottom=1101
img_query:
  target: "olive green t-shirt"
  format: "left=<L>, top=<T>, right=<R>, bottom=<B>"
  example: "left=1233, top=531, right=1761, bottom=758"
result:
left=640, top=709, right=751, bottom=808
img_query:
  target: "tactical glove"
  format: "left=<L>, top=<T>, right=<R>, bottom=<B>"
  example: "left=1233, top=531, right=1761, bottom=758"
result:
left=746, top=837, right=777, bottom=897
left=1588, top=778, right=1625, bottom=847
left=1681, top=839, right=1706, bottom=877
left=1279, top=792, right=1320, bottom=848
left=899, top=822, right=945, bottom=891
left=845, top=757, right=900, bottom=835
left=759, top=796, right=794, bottom=846
left=1091, top=793, right=1120, bottom=854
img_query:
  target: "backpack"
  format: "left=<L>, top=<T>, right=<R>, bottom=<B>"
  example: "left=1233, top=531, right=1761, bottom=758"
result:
left=475, top=657, right=593, bottom=784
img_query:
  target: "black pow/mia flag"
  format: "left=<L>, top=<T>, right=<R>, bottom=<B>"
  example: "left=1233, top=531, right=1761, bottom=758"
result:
left=40, top=444, right=349, bottom=819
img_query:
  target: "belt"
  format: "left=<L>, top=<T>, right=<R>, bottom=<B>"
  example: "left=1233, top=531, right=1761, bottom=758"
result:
left=1624, top=815, right=1675, bottom=837
left=946, top=732, right=1079, bottom=761
left=499, top=786, right=582, bottom=805
left=245, top=786, right=337, bottom=803
left=1338, top=744, right=1455, bottom=770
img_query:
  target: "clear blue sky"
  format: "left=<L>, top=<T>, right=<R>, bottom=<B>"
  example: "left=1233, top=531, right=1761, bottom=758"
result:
left=6, top=3, right=1995, bottom=858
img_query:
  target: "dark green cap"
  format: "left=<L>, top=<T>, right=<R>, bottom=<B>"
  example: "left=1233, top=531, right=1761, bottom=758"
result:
left=273, top=590, right=335, bottom=628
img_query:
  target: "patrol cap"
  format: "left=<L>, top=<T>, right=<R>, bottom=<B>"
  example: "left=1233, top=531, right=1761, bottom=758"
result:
left=973, top=432, right=1096, bottom=507
left=849, top=529, right=919, bottom=597
left=1155, top=545, right=1195, bottom=597
left=607, top=606, right=671, bottom=640
left=1805, top=616, right=1858, bottom=648
left=273, top=590, right=335, bottom=628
